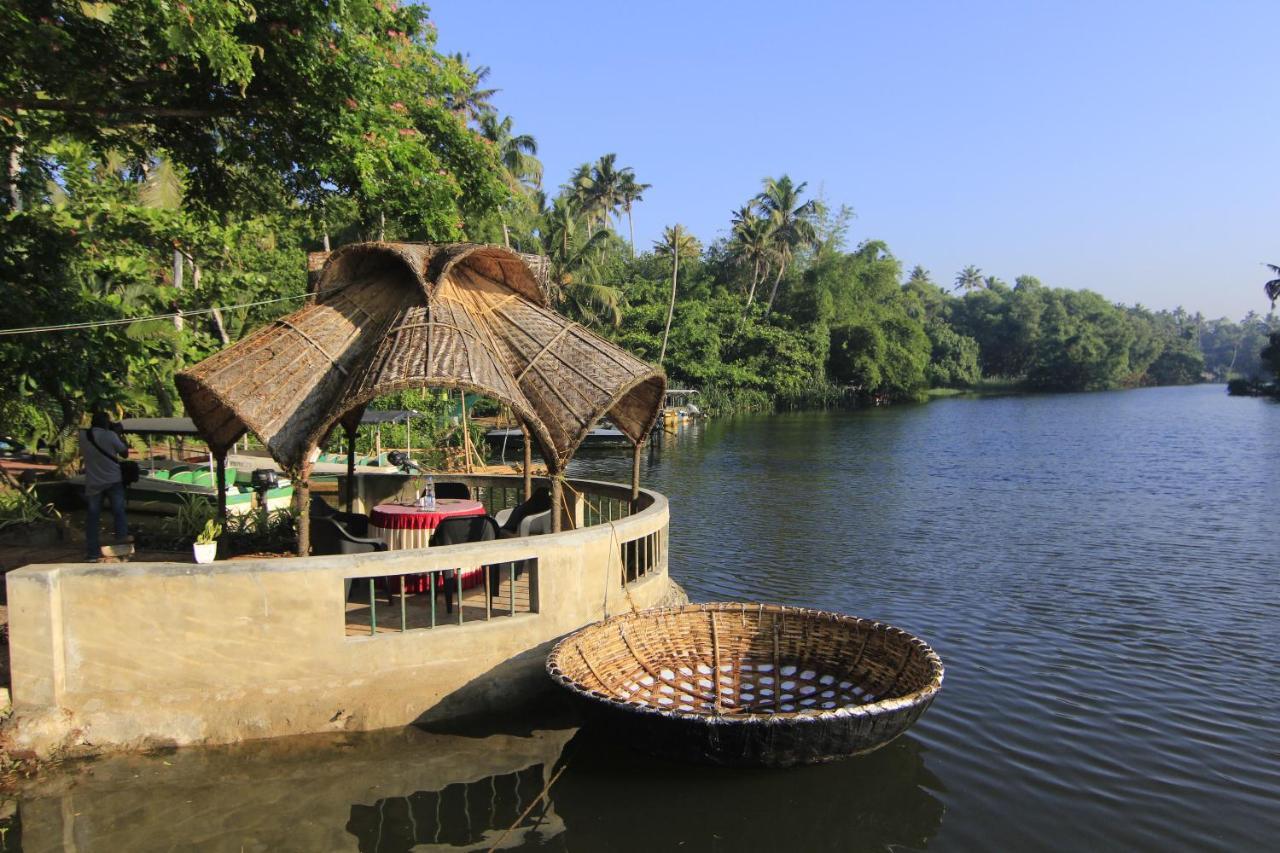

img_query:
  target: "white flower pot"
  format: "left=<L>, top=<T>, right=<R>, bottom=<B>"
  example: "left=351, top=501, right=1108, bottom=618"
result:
left=193, top=541, right=218, bottom=564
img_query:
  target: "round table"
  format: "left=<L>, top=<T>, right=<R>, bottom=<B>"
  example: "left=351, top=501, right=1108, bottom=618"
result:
left=369, top=499, right=487, bottom=594
left=369, top=499, right=486, bottom=549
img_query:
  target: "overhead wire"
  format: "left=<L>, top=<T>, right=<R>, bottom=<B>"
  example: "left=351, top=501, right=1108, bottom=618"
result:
left=0, top=293, right=307, bottom=336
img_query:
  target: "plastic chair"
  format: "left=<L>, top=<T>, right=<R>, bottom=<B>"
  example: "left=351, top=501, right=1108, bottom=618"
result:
left=309, top=495, right=371, bottom=536
left=495, top=487, right=552, bottom=537
left=431, top=515, right=499, bottom=614
left=310, top=516, right=388, bottom=557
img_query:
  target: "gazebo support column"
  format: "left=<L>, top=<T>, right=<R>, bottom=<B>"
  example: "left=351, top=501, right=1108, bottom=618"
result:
left=522, top=424, right=532, bottom=500
left=344, top=422, right=358, bottom=512
left=215, top=451, right=228, bottom=522
left=631, top=441, right=642, bottom=512
left=550, top=473, right=563, bottom=533
left=295, top=467, right=311, bottom=556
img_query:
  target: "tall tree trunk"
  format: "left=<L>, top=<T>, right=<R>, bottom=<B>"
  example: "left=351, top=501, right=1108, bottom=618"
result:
left=659, top=229, right=680, bottom=365
left=626, top=205, right=635, bottom=256
left=764, top=266, right=784, bottom=315
left=378, top=211, right=386, bottom=241
left=764, top=250, right=788, bottom=315
left=172, top=248, right=184, bottom=330
left=501, top=215, right=510, bottom=248
left=210, top=307, right=230, bottom=346
left=7, top=143, right=20, bottom=211
left=322, top=231, right=330, bottom=252
left=744, top=256, right=762, bottom=315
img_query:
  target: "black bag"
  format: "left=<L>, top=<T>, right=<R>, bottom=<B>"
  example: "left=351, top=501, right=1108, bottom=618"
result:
left=120, top=459, right=141, bottom=485
left=86, top=427, right=140, bottom=485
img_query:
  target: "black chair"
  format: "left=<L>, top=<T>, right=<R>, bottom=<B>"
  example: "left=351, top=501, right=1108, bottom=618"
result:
left=497, top=487, right=552, bottom=537
left=310, top=516, right=388, bottom=557
left=310, top=494, right=371, bottom=536
left=434, top=481, right=471, bottom=500
left=431, top=515, right=499, bottom=614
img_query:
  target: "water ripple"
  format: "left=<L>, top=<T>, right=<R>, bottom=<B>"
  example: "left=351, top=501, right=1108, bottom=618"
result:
left=571, top=385, right=1280, bottom=851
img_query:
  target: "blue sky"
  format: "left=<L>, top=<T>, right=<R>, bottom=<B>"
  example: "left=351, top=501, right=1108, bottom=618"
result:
left=430, top=1, right=1279, bottom=320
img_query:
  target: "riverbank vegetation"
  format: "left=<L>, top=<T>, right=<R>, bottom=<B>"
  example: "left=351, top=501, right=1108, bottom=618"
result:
left=3, top=1, right=1277, bottom=445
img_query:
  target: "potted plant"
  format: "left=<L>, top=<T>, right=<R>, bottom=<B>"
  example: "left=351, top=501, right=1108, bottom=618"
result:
left=193, top=518, right=222, bottom=564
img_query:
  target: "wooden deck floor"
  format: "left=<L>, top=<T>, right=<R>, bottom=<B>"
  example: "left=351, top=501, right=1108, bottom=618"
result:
left=344, top=569, right=533, bottom=636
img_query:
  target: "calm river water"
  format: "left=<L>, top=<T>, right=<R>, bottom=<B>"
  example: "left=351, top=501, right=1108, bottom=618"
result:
left=8, top=384, right=1278, bottom=851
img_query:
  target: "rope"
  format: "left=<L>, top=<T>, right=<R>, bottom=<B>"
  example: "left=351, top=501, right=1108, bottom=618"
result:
left=486, top=757, right=571, bottom=853
left=561, top=480, right=641, bottom=619
left=0, top=293, right=307, bottom=336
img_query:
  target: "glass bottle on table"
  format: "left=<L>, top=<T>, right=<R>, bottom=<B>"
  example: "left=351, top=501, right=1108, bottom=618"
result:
left=425, top=475, right=436, bottom=510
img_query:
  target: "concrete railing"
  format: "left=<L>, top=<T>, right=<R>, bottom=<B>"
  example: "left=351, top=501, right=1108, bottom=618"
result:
left=4, top=476, right=674, bottom=756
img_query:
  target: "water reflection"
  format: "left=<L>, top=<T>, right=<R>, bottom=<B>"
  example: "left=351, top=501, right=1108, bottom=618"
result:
left=9, top=700, right=946, bottom=853
left=347, top=763, right=562, bottom=851
left=552, top=727, right=944, bottom=853
left=12, top=716, right=576, bottom=853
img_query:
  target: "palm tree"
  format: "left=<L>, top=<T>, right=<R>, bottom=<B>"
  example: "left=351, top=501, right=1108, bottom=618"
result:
left=478, top=114, right=541, bottom=188
left=906, top=265, right=932, bottom=286
left=586, top=153, right=625, bottom=235
left=444, top=53, right=497, bottom=122
left=1264, top=263, right=1280, bottom=304
left=756, top=175, right=818, bottom=314
left=540, top=197, right=621, bottom=327
left=953, top=265, right=985, bottom=293
left=617, top=170, right=651, bottom=255
left=729, top=204, right=776, bottom=314
left=655, top=224, right=701, bottom=365
left=478, top=114, right=541, bottom=248
left=565, top=163, right=595, bottom=235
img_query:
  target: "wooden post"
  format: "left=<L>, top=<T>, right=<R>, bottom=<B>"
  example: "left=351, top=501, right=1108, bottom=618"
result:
left=522, top=425, right=533, bottom=500
left=215, top=451, right=228, bottom=522
left=550, top=473, right=563, bottom=534
left=631, top=440, right=642, bottom=512
left=344, top=422, right=358, bottom=512
left=461, top=391, right=473, bottom=473
left=296, top=467, right=311, bottom=556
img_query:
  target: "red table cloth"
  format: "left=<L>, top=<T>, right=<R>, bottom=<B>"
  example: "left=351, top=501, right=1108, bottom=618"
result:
left=369, top=499, right=487, bottom=593
left=368, top=499, right=485, bottom=531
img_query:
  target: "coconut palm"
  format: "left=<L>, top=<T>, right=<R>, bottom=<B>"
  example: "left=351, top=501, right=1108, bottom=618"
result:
left=756, top=175, right=818, bottom=314
left=564, top=163, right=596, bottom=235
left=444, top=53, right=498, bottom=122
left=906, top=265, right=932, bottom=286
left=655, top=224, right=702, bottom=365
left=540, top=197, right=622, bottom=327
left=478, top=114, right=541, bottom=189
left=1264, top=263, right=1280, bottom=304
left=585, top=153, right=625, bottom=235
left=729, top=204, right=776, bottom=314
left=478, top=114, right=542, bottom=248
left=953, top=265, right=985, bottom=293
left=617, top=170, right=651, bottom=255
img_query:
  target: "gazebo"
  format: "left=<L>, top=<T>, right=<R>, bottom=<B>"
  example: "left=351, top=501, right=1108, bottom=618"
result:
left=175, top=242, right=666, bottom=553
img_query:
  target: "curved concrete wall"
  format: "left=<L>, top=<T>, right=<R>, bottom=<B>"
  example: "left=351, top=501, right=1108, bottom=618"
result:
left=4, top=477, right=674, bottom=756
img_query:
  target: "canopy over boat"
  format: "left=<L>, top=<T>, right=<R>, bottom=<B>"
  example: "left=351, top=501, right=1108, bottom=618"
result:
left=118, top=417, right=203, bottom=437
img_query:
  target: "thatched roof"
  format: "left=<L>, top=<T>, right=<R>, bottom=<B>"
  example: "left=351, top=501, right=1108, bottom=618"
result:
left=176, top=242, right=665, bottom=473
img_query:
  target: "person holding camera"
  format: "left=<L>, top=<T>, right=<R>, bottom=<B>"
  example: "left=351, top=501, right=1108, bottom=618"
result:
left=80, top=412, right=133, bottom=560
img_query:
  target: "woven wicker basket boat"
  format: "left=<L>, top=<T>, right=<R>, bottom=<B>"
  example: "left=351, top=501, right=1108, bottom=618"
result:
left=547, top=602, right=944, bottom=767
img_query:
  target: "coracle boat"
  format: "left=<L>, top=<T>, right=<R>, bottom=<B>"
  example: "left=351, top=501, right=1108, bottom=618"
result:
left=546, top=602, right=944, bottom=767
